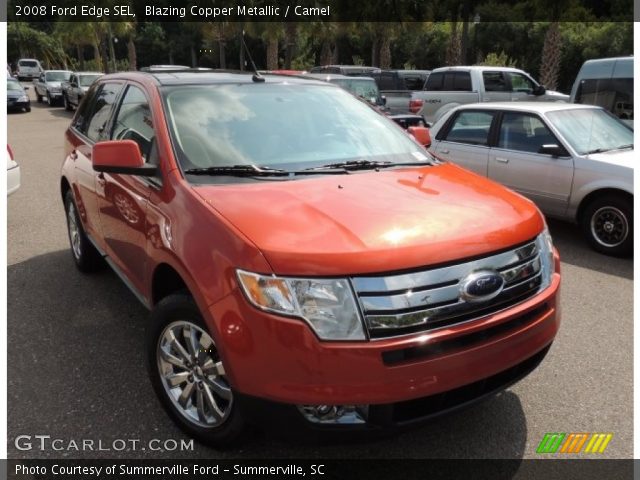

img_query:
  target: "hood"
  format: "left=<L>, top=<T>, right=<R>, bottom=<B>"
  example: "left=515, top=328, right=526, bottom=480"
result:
left=585, top=148, right=634, bottom=170
left=194, top=163, right=544, bottom=276
left=544, top=90, right=570, bottom=101
left=46, top=81, right=62, bottom=88
left=7, top=90, right=25, bottom=99
left=81, top=86, right=90, bottom=93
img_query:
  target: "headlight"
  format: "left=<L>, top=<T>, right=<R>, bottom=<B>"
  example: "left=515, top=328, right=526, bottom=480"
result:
left=536, top=226, right=555, bottom=291
left=236, top=270, right=365, bottom=341
left=18, top=95, right=29, bottom=102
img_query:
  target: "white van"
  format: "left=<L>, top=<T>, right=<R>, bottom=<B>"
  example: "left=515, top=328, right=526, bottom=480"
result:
left=570, top=56, right=633, bottom=125
left=16, top=58, right=43, bottom=81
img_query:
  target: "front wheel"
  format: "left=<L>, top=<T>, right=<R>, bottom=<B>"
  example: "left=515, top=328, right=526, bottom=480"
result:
left=146, top=294, right=245, bottom=447
left=63, top=94, right=72, bottom=111
left=581, top=195, right=633, bottom=257
left=35, top=90, right=42, bottom=103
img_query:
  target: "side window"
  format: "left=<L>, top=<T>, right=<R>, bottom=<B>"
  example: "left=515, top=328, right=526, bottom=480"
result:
left=498, top=113, right=557, bottom=153
left=444, top=111, right=494, bottom=145
left=111, top=85, right=156, bottom=163
left=403, top=75, right=426, bottom=91
left=576, top=78, right=634, bottom=120
left=483, top=72, right=508, bottom=92
left=508, top=73, right=535, bottom=93
left=84, top=83, right=123, bottom=142
left=425, top=72, right=444, bottom=91
left=377, top=72, right=396, bottom=90
left=443, top=72, right=471, bottom=91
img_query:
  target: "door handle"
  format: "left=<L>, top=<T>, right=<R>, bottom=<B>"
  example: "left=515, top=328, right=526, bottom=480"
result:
left=440, top=149, right=450, bottom=154
left=495, top=157, right=509, bottom=163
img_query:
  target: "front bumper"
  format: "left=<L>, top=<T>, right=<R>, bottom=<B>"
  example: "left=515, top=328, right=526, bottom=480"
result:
left=7, top=100, right=30, bottom=111
left=206, top=271, right=560, bottom=409
left=7, top=165, right=21, bottom=196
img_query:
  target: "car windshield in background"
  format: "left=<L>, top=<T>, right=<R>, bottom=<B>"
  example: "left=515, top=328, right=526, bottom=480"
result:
left=163, top=84, right=426, bottom=176
left=7, top=80, right=23, bottom=92
left=45, top=71, right=71, bottom=82
left=79, top=74, right=102, bottom=86
left=331, top=79, right=380, bottom=103
left=19, top=61, right=38, bottom=67
left=546, top=108, right=633, bottom=155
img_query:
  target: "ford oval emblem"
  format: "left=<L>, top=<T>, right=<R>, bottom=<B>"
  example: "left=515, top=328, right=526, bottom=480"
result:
left=459, top=270, right=505, bottom=303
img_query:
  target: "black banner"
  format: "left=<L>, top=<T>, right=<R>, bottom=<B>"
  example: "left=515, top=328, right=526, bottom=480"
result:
left=4, top=459, right=635, bottom=480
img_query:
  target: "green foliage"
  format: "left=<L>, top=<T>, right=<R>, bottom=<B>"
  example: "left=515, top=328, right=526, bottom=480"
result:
left=8, top=23, right=68, bottom=68
left=477, top=51, right=518, bottom=67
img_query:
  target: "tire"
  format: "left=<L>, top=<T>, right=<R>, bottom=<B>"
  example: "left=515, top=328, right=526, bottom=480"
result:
left=64, top=190, right=104, bottom=272
left=25, top=107, right=31, bottom=113
left=581, top=194, right=633, bottom=257
left=35, top=90, right=42, bottom=103
left=46, top=92, right=51, bottom=105
left=64, top=94, right=72, bottom=111
left=146, top=294, right=245, bottom=448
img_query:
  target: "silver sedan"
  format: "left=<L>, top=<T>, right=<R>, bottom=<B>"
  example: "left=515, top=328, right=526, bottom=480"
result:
left=428, top=102, right=633, bottom=256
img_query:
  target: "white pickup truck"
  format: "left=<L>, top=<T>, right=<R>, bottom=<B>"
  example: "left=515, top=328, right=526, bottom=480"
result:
left=410, top=66, right=569, bottom=125
left=33, top=70, right=72, bottom=105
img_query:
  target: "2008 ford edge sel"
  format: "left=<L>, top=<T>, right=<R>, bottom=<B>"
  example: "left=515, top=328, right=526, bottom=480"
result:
left=60, top=70, right=560, bottom=446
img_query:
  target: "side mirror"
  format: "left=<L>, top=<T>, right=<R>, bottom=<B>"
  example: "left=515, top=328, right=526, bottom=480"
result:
left=538, top=144, right=567, bottom=157
left=92, top=140, right=157, bottom=176
left=408, top=126, right=431, bottom=148
left=381, top=95, right=387, bottom=106
left=23, top=86, right=29, bottom=90
left=533, top=84, right=546, bottom=96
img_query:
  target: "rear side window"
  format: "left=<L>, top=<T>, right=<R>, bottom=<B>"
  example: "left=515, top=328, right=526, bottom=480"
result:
left=80, top=83, right=123, bottom=141
left=111, top=85, right=155, bottom=162
left=443, top=111, right=495, bottom=145
left=483, top=72, right=508, bottom=92
left=575, top=78, right=634, bottom=120
left=425, top=72, right=471, bottom=91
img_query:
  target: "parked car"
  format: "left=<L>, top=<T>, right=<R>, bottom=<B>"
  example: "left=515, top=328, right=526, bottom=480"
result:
left=33, top=70, right=72, bottom=105
left=429, top=102, right=633, bottom=256
left=62, top=72, right=104, bottom=111
left=411, top=66, right=569, bottom=125
left=7, top=78, right=31, bottom=113
left=570, top=56, right=633, bottom=126
left=368, top=69, right=431, bottom=115
left=15, top=58, right=43, bottom=81
left=306, top=73, right=425, bottom=129
left=61, top=71, right=560, bottom=446
left=309, top=65, right=380, bottom=76
left=7, top=145, right=20, bottom=196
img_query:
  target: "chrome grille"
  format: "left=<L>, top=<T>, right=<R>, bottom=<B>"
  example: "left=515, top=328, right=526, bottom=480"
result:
left=351, top=240, right=542, bottom=339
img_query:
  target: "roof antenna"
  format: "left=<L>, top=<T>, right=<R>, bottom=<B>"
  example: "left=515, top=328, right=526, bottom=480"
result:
left=242, top=30, right=265, bottom=83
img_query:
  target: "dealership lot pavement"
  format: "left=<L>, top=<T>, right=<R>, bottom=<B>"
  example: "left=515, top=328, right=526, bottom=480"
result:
left=7, top=88, right=633, bottom=459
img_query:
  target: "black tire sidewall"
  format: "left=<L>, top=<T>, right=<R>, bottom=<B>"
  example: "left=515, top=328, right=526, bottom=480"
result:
left=64, top=190, right=102, bottom=271
left=582, top=195, right=633, bottom=256
left=146, top=294, right=245, bottom=448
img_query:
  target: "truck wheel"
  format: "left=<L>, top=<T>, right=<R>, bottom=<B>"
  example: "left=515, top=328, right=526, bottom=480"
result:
left=46, top=93, right=51, bottom=105
left=64, top=95, right=72, bottom=111
left=35, top=90, right=42, bottom=103
left=581, top=194, right=633, bottom=257
left=64, top=190, right=104, bottom=272
left=146, top=294, right=245, bottom=448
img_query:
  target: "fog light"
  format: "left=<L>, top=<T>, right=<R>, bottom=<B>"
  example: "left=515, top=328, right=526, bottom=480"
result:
left=298, top=404, right=368, bottom=424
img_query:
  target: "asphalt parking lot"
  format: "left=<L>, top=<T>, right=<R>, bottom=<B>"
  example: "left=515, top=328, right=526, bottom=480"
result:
left=7, top=86, right=633, bottom=460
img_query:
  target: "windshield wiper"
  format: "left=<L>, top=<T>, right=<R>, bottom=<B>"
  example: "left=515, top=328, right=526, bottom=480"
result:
left=184, top=165, right=288, bottom=176
left=184, top=164, right=349, bottom=177
left=304, top=159, right=432, bottom=171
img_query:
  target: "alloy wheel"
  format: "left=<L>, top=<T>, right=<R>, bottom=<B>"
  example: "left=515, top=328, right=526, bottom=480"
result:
left=67, top=202, right=82, bottom=259
left=157, top=321, right=232, bottom=428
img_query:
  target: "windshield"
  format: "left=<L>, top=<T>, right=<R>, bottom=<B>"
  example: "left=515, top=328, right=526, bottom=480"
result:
left=19, top=60, right=38, bottom=67
left=7, top=80, right=23, bottom=92
left=79, top=74, right=102, bottom=86
left=331, top=78, right=381, bottom=104
left=546, top=108, right=633, bottom=155
left=45, top=71, right=71, bottom=82
left=163, top=83, right=425, bottom=175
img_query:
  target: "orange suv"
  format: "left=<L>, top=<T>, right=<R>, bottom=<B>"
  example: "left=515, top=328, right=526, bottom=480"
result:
left=60, top=70, right=560, bottom=446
